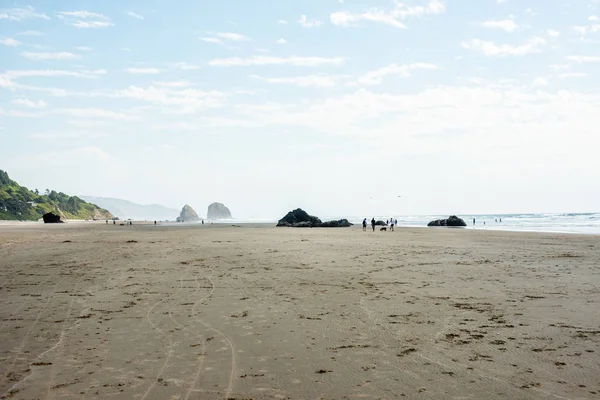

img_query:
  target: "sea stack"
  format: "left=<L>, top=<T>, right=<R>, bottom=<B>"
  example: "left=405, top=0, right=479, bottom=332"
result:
left=207, top=202, right=232, bottom=220
left=177, top=204, right=200, bottom=222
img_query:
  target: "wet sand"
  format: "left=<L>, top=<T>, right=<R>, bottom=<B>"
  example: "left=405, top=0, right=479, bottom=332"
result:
left=0, top=223, right=599, bottom=399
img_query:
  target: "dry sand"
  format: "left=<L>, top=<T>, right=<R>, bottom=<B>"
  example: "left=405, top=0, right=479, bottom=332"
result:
left=0, top=223, right=599, bottom=399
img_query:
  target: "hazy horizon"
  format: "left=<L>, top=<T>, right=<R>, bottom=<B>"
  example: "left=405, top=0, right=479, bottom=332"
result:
left=2, top=1, right=599, bottom=218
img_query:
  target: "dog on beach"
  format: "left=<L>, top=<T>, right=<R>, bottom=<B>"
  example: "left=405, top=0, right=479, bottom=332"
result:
left=380, top=227, right=387, bottom=231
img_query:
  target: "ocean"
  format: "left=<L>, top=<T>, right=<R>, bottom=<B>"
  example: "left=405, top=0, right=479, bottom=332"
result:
left=216, top=213, right=600, bottom=235
left=3, top=213, right=598, bottom=235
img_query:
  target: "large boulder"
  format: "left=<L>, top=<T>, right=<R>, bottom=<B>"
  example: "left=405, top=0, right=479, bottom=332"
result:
left=207, top=202, right=232, bottom=220
left=428, top=215, right=467, bottom=227
left=375, top=220, right=387, bottom=226
left=277, top=208, right=322, bottom=227
left=42, top=212, right=63, bottom=223
left=319, top=219, right=353, bottom=228
left=177, top=204, right=200, bottom=222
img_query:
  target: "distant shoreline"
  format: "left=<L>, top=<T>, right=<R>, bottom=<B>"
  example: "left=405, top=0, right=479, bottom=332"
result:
left=1, top=218, right=599, bottom=236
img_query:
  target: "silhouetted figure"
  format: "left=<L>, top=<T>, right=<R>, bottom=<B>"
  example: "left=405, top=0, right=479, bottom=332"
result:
left=154, top=221, right=157, bottom=225
left=362, top=218, right=367, bottom=231
left=473, top=218, right=476, bottom=225
left=371, top=218, right=376, bottom=232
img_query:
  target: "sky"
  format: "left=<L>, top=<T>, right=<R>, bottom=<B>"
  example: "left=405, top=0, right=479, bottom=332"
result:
left=1, top=0, right=600, bottom=219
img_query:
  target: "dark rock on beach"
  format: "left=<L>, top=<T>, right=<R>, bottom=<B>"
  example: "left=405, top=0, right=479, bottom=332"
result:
left=277, top=208, right=322, bottom=227
left=277, top=209, right=352, bottom=228
left=428, top=215, right=467, bottom=227
left=42, top=212, right=63, bottom=223
left=319, top=219, right=353, bottom=228
left=375, top=220, right=387, bottom=226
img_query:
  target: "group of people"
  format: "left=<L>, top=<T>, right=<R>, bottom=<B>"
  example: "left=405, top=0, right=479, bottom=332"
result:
left=362, top=218, right=398, bottom=232
left=473, top=217, right=502, bottom=225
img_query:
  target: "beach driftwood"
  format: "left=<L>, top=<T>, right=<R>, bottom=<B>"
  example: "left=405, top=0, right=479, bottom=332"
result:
left=427, top=215, right=467, bottom=227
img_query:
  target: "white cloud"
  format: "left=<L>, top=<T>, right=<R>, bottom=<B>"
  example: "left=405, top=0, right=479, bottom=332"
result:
left=17, top=30, right=43, bottom=36
left=566, top=55, right=600, bottom=63
left=12, top=98, right=47, bottom=108
left=56, top=10, right=113, bottom=28
left=298, top=15, right=322, bottom=28
left=72, top=20, right=113, bottom=28
left=357, top=63, right=438, bottom=85
left=57, top=108, right=137, bottom=120
left=547, top=29, right=560, bottom=38
left=127, top=11, right=144, bottom=20
left=497, top=0, right=508, bottom=3
left=251, top=74, right=338, bottom=87
left=524, top=8, right=537, bottom=16
left=5, top=69, right=106, bottom=79
left=125, top=67, right=162, bottom=74
left=200, top=37, right=223, bottom=44
left=589, top=15, right=599, bottom=21
left=113, top=86, right=227, bottom=112
left=57, top=11, right=106, bottom=19
left=532, top=77, right=549, bottom=86
left=277, top=38, right=287, bottom=44
left=215, top=32, right=249, bottom=41
left=209, top=55, right=345, bottom=67
left=559, top=72, right=587, bottom=79
left=29, top=131, right=107, bottom=140
left=201, top=32, right=250, bottom=45
left=0, top=38, right=21, bottom=46
left=330, top=0, right=445, bottom=28
left=0, top=76, right=15, bottom=88
left=461, top=37, right=546, bottom=56
left=550, top=64, right=569, bottom=71
left=172, top=62, right=202, bottom=70
left=277, top=20, right=288, bottom=24
left=0, top=6, right=49, bottom=21
left=574, top=24, right=600, bottom=36
left=153, top=80, right=193, bottom=88
left=481, top=19, right=518, bottom=32
left=20, top=51, right=80, bottom=60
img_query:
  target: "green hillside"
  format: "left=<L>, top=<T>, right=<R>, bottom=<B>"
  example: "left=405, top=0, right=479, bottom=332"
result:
left=0, top=170, right=114, bottom=221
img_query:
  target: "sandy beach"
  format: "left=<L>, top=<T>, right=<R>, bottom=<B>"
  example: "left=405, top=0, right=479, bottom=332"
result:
left=0, top=223, right=599, bottom=399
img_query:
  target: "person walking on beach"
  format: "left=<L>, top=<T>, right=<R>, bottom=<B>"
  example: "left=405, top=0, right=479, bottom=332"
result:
left=473, top=218, right=476, bottom=225
left=390, top=218, right=395, bottom=231
left=362, top=218, right=367, bottom=231
left=371, top=218, right=376, bottom=232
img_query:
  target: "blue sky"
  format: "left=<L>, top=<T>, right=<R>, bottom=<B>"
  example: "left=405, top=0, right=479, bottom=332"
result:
left=1, top=0, right=599, bottom=218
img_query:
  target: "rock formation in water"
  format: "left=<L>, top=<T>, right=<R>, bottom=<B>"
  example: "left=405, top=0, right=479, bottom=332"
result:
left=427, top=215, right=467, bottom=227
left=277, top=208, right=352, bottom=228
left=177, top=204, right=200, bottom=222
left=207, top=202, right=232, bottom=220
left=42, top=212, right=63, bottom=223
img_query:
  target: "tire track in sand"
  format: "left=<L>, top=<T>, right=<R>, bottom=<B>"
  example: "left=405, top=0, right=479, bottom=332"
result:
left=186, top=266, right=237, bottom=400
left=140, top=267, right=188, bottom=400
left=0, top=277, right=67, bottom=394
